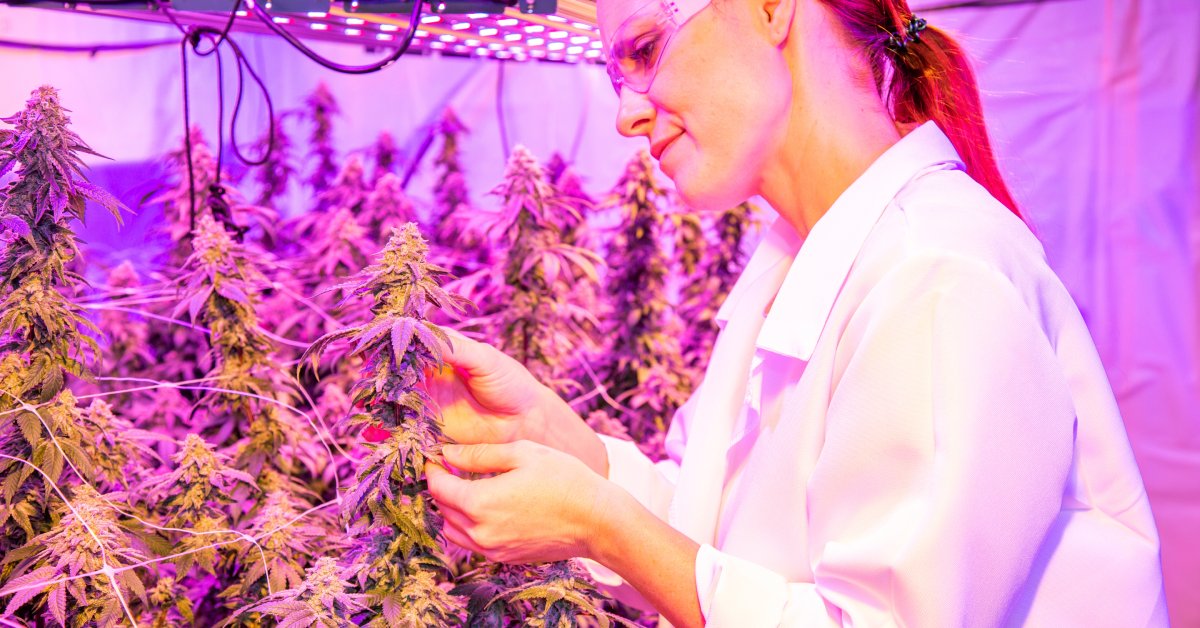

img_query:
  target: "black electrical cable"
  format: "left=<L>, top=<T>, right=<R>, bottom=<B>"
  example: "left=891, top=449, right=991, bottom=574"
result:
left=248, top=0, right=422, bottom=74
left=173, top=0, right=275, bottom=233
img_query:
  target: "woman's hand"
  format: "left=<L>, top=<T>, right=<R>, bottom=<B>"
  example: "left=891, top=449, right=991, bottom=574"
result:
left=426, top=441, right=613, bottom=564
left=427, top=330, right=551, bottom=446
left=429, top=330, right=609, bottom=476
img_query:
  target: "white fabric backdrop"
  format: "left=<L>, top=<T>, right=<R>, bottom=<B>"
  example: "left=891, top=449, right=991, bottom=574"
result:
left=1, top=0, right=1196, bottom=624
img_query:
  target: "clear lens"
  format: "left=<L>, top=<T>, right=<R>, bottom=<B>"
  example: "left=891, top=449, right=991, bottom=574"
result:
left=605, top=0, right=680, bottom=94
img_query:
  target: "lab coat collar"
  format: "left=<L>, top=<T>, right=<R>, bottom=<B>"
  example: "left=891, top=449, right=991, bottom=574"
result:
left=713, top=216, right=803, bottom=328
left=754, top=121, right=965, bottom=360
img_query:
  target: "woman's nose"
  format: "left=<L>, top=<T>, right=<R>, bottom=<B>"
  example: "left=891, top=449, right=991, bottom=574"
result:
left=615, top=86, right=656, bottom=139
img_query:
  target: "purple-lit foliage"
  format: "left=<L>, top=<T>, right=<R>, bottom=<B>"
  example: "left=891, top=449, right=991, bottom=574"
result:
left=0, top=82, right=749, bottom=627
left=370, top=130, right=400, bottom=184
left=252, top=113, right=298, bottom=209
left=305, top=82, right=340, bottom=196
left=678, top=201, right=757, bottom=372
left=591, top=150, right=690, bottom=453
left=302, top=223, right=468, bottom=625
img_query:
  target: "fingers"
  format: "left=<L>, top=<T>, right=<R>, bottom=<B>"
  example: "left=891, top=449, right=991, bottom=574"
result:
left=426, top=461, right=472, bottom=511
left=442, top=442, right=524, bottom=474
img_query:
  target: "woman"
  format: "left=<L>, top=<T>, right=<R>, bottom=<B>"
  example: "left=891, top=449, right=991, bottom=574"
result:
left=424, top=0, right=1169, bottom=624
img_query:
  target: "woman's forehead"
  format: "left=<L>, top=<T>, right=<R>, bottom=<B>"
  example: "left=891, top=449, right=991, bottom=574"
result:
left=596, top=0, right=649, bottom=46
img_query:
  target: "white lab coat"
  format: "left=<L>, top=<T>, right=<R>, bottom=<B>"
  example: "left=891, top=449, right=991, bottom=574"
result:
left=583, top=122, right=1168, bottom=627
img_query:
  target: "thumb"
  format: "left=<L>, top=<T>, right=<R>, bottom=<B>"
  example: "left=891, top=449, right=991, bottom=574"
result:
left=442, top=328, right=503, bottom=379
left=442, top=442, right=523, bottom=474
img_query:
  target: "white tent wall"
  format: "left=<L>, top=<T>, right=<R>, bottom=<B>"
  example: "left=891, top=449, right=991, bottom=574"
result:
left=1, top=0, right=1197, bottom=624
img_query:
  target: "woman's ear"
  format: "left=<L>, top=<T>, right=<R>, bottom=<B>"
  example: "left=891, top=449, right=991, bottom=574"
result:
left=760, top=0, right=797, bottom=46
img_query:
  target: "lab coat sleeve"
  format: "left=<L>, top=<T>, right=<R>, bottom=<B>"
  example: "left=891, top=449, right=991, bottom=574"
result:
left=577, top=391, right=696, bottom=610
left=702, top=254, right=1078, bottom=627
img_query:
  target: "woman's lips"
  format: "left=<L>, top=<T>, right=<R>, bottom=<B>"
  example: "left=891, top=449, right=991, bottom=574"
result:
left=650, top=133, right=682, bottom=161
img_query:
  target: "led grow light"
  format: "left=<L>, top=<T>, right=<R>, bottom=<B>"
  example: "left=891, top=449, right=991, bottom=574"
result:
left=20, top=0, right=605, bottom=65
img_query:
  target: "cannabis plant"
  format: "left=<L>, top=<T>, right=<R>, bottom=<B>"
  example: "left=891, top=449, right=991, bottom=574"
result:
left=478, top=145, right=602, bottom=397
left=175, top=214, right=278, bottom=428
left=0, top=484, right=147, bottom=627
left=303, top=222, right=467, bottom=625
left=363, top=173, right=417, bottom=244
left=0, top=85, right=123, bottom=405
left=306, top=82, right=340, bottom=195
left=593, top=150, right=691, bottom=448
left=371, top=130, right=400, bottom=183
left=253, top=113, right=297, bottom=208
left=226, top=557, right=365, bottom=627
left=678, top=201, right=757, bottom=372
left=430, top=108, right=471, bottom=247
left=0, top=86, right=123, bottom=560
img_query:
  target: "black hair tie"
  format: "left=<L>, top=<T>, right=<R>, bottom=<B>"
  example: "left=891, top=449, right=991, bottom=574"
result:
left=885, top=15, right=928, bottom=51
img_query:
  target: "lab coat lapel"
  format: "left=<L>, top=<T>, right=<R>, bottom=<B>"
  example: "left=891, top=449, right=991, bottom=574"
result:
left=670, top=253, right=794, bottom=546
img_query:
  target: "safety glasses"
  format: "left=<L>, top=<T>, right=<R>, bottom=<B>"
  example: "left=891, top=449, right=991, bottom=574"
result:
left=605, top=0, right=711, bottom=95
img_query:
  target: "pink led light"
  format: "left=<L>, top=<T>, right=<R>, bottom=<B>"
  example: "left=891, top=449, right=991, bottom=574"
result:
left=584, top=49, right=601, bottom=58
left=505, top=33, right=522, bottom=42
left=272, top=16, right=290, bottom=24
left=531, top=49, right=547, bottom=58
left=416, top=29, right=429, bottom=37
left=572, top=22, right=592, bottom=30
left=549, top=31, right=568, bottom=39
left=421, top=15, right=441, bottom=23
left=497, top=18, right=518, bottom=26
left=567, top=45, right=583, bottom=54
left=547, top=15, right=567, bottom=22
left=569, top=35, right=588, bottom=44
left=496, top=51, right=512, bottom=59
left=451, top=22, right=471, bottom=30
left=547, top=41, right=565, bottom=51
left=475, top=48, right=489, bottom=56
left=454, top=44, right=468, bottom=53
left=479, top=27, right=498, bottom=36
left=467, top=12, right=488, bottom=18
left=527, top=38, right=544, bottom=46
left=465, top=39, right=480, bottom=46
left=439, top=34, right=457, bottom=42
left=235, top=10, right=246, bottom=15
left=525, top=25, right=544, bottom=33
left=380, top=23, right=399, bottom=31
left=430, top=41, right=446, bottom=49
left=589, top=40, right=602, bottom=48
left=377, top=33, right=394, bottom=41
left=509, top=45, right=525, bottom=53
left=310, top=23, right=328, bottom=30
left=488, top=42, right=504, bottom=50
left=346, top=28, right=362, bottom=36
left=306, top=11, right=326, bottom=17
left=345, top=17, right=365, bottom=25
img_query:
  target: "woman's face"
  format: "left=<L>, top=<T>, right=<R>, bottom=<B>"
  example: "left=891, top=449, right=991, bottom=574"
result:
left=598, top=0, right=794, bottom=211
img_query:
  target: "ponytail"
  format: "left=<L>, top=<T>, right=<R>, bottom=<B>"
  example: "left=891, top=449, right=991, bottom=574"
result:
left=821, top=0, right=1024, bottom=222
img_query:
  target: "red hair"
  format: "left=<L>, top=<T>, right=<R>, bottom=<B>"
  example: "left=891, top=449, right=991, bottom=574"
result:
left=821, top=0, right=1023, bottom=221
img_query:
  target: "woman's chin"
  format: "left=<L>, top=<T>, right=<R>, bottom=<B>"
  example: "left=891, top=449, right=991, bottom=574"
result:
left=672, top=168, right=751, bottom=212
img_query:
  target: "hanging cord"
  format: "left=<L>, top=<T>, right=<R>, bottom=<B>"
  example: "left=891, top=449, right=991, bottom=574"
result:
left=170, top=0, right=276, bottom=236
left=249, top=0, right=423, bottom=74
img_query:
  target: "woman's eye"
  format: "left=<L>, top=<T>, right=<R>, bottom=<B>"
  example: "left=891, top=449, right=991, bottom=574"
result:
left=630, top=34, right=660, bottom=64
